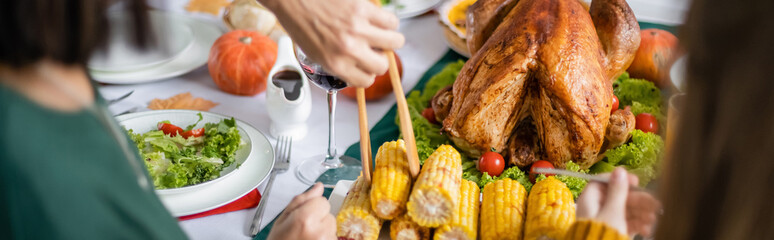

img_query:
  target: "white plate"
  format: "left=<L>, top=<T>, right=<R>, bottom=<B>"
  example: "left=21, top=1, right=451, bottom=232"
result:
left=670, top=55, right=687, bottom=92
left=328, top=180, right=353, bottom=216
left=89, top=11, right=195, bottom=72
left=328, top=180, right=392, bottom=239
left=384, top=0, right=443, bottom=19
left=116, top=110, right=274, bottom=216
left=91, top=16, right=221, bottom=84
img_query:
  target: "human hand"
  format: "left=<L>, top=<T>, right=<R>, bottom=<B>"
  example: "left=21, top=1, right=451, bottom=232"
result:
left=261, top=0, right=405, bottom=88
left=266, top=183, right=337, bottom=240
left=576, top=168, right=661, bottom=237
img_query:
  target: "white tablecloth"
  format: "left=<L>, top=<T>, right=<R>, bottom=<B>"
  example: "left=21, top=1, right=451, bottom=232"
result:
left=99, top=14, right=448, bottom=240
left=99, top=0, right=689, bottom=237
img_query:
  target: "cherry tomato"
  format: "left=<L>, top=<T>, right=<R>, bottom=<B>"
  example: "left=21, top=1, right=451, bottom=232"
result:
left=422, top=107, right=438, bottom=124
left=478, top=151, right=505, bottom=176
left=611, top=95, right=620, bottom=114
left=635, top=113, right=659, bottom=134
left=157, top=123, right=184, bottom=137
left=529, top=160, right=554, bottom=183
left=181, top=128, right=205, bottom=139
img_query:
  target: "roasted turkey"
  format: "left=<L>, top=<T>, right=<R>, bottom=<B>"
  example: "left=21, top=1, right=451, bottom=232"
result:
left=439, top=0, right=640, bottom=168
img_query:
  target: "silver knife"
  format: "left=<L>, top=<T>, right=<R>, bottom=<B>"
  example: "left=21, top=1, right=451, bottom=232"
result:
left=107, top=90, right=134, bottom=105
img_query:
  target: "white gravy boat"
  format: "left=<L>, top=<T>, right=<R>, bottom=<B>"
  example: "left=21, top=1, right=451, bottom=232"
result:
left=265, top=36, right=311, bottom=140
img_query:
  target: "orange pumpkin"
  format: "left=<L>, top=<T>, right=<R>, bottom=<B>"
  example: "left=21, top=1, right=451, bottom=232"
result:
left=208, top=30, right=277, bottom=96
left=627, top=29, right=681, bottom=88
left=340, top=53, right=403, bottom=101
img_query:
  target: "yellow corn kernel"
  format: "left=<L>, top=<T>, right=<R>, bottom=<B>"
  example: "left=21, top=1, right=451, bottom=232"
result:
left=564, top=220, right=629, bottom=240
left=434, top=179, right=479, bottom=240
left=406, top=145, right=463, bottom=227
left=371, top=140, right=413, bottom=220
left=390, top=213, right=431, bottom=240
left=337, top=176, right=383, bottom=240
left=480, top=178, right=527, bottom=240
left=524, top=176, right=576, bottom=240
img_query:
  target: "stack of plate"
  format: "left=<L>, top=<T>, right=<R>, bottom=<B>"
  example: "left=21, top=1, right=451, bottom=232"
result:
left=90, top=10, right=221, bottom=84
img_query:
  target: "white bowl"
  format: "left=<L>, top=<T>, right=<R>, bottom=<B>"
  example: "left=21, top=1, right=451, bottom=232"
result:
left=117, top=110, right=264, bottom=195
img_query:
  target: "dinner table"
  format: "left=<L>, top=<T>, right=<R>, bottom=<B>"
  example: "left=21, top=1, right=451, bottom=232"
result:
left=100, top=13, right=450, bottom=240
left=99, top=0, right=689, bottom=238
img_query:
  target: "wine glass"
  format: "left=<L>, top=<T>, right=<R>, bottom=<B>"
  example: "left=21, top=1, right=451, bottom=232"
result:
left=293, top=45, right=362, bottom=185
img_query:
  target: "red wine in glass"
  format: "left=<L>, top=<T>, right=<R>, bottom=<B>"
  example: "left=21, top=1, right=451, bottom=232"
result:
left=300, top=64, right=348, bottom=91
left=293, top=44, right=361, bottom=186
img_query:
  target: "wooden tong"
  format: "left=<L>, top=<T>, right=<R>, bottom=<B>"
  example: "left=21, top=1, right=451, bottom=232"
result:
left=358, top=0, right=421, bottom=183
left=357, top=89, right=373, bottom=182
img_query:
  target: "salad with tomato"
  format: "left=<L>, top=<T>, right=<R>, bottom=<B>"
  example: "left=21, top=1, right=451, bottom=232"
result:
left=127, top=113, right=243, bottom=189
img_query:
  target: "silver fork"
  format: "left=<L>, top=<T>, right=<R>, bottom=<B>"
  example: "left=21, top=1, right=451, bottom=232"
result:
left=249, top=135, right=292, bottom=237
left=106, top=90, right=134, bottom=105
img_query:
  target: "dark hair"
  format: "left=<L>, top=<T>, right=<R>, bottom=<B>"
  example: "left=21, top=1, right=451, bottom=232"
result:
left=0, top=0, right=150, bottom=67
left=656, top=0, right=774, bottom=239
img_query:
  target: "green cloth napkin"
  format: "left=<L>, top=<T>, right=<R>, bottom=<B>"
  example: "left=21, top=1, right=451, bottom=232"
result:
left=253, top=21, right=676, bottom=239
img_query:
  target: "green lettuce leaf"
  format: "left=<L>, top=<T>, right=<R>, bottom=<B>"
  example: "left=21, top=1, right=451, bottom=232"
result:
left=461, top=158, right=482, bottom=185
left=602, top=130, right=664, bottom=186
left=613, top=73, right=662, bottom=109
left=159, top=161, right=219, bottom=189
left=144, top=152, right=170, bottom=180
left=528, top=162, right=588, bottom=199
left=478, top=172, right=496, bottom=189
left=497, top=166, right=533, bottom=192
left=201, top=121, right=241, bottom=168
left=552, top=162, right=588, bottom=199
left=128, top=129, right=147, bottom=154
left=461, top=158, right=535, bottom=192
left=630, top=101, right=666, bottom=125
left=149, top=138, right=180, bottom=154
left=589, top=160, right=616, bottom=174
left=535, top=174, right=547, bottom=183
left=398, top=61, right=465, bottom=164
left=421, top=61, right=464, bottom=102
left=185, top=113, right=204, bottom=131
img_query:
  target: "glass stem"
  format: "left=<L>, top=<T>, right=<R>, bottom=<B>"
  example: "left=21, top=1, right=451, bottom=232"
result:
left=323, top=90, right=339, bottom=165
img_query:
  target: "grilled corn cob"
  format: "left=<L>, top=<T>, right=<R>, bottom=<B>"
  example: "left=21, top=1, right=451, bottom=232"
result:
left=434, top=179, right=479, bottom=240
left=564, top=220, right=628, bottom=240
left=407, top=145, right=463, bottom=227
left=337, top=176, right=383, bottom=240
left=390, top=213, right=432, bottom=240
left=371, top=140, right=413, bottom=220
left=480, top=178, right=527, bottom=240
left=524, top=176, right=576, bottom=240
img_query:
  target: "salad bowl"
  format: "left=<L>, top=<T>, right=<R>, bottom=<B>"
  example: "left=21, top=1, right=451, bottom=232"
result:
left=117, top=110, right=274, bottom=216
